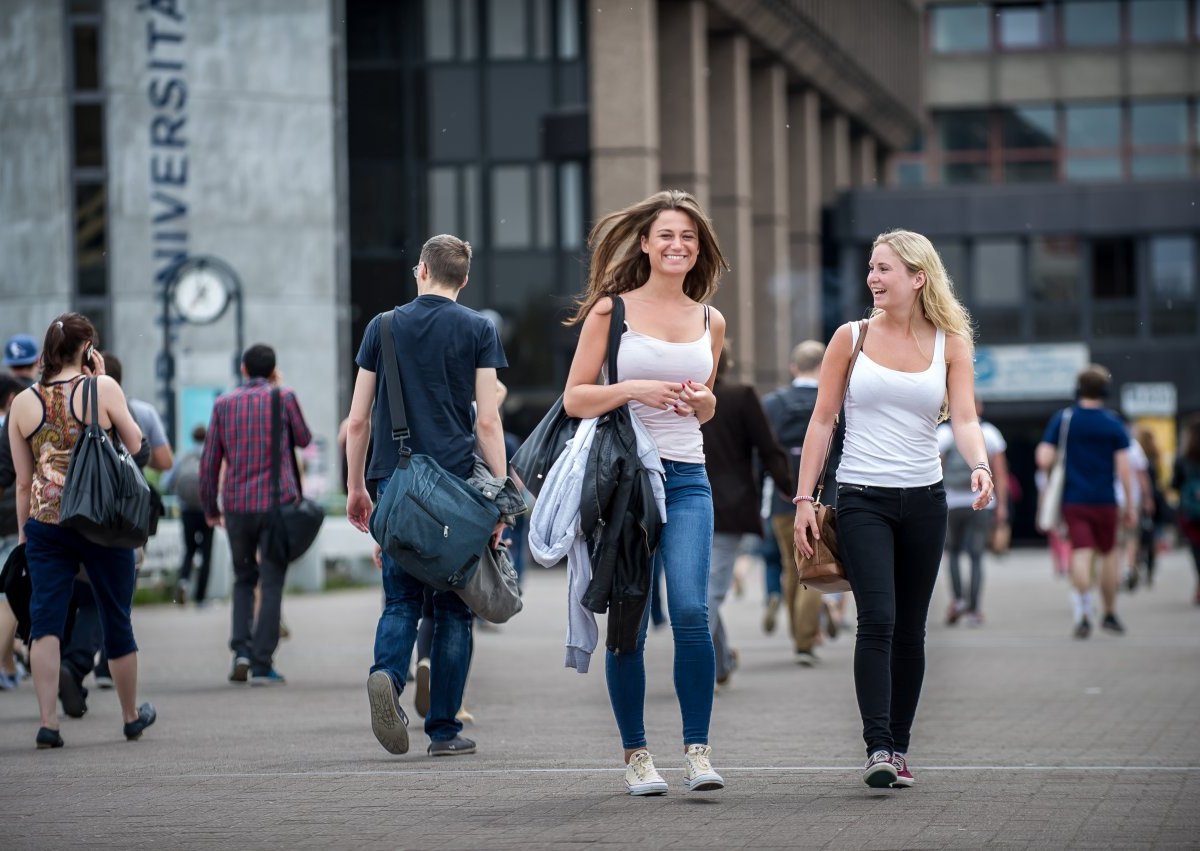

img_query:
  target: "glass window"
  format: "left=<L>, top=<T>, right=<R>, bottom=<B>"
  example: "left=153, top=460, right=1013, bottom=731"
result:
left=1065, top=156, right=1121, bottom=181
left=1065, top=102, right=1120, bottom=148
left=1002, top=106, right=1056, bottom=148
left=486, top=66, right=554, bottom=159
left=428, top=67, right=481, bottom=161
left=998, top=6, right=1046, bottom=48
left=459, top=0, right=478, bottom=59
left=489, top=0, right=528, bottom=59
left=896, top=161, right=926, bottom=186
left=1004, top=160, right=1057, bottom=182
left=532, top=0, right=552, bottom=59
left=1130, top=0, right=1188, bottom=43
left=425, top=0, right=455, bottom=60
left=72, top=25, right=100, bottom=90
left=428, top=167, right=459, bottom=235
left=935, top=239, right=968, bottom=294
left=1031, top=236, right=1080, bottom=302
left=943, top=162, right=990, bottom=184
left=535, top=163, right=554, bottom=249
left=73, top=103, right=104, bottom=167
left=1132, top=154, right=1190, bottom=179
left=1091, top=238, right=1136, bottom=299
left=75, top=182, right=107, bottom=296
left=1131, top=101, right=1188, bottom=146
left=972, top=240, right=1023, bottom=306
left=1062, top=0, right=1120, bottom=45
left=931, top=5, right=990, bottom=52
left=492, top=165, right=532, bottom=248
left=1150, top=236, right=1196, bottom=299
left=939, top=111, right=990, bottom=151
left=558, top=0, right=580, bottom=59
left=558, top=161, right=584, bottom=250
left=463, top=164, right=481, bottom=245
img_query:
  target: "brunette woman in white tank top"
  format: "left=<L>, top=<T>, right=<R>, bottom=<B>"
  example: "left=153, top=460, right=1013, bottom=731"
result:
left=563, top=190, right=729, bottom=797
left=792, top=230, right=995, bottom=789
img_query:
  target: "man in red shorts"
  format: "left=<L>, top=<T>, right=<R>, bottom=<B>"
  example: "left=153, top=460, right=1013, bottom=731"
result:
left=1036, top=365, right=1136, bottom=639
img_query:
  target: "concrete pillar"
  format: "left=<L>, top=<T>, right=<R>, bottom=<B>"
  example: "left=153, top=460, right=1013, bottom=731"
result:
left=590, top=2, right=658, bottom=218
left=707, top=33, right=753, bottom=381
left=750, top=63, right=789, bottom=388
left=788, top=88, right=822, bottom=346
left=657, top=0, right=709, bottom=209
left=851, top=132, right=878, bottom=187
left=820, top=111, right=851, bottom=206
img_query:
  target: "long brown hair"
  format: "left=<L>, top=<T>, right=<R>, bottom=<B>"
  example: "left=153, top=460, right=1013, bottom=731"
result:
left=566, top=190, right=729, bottom=325
left=39, top=312, right=97, bottom=385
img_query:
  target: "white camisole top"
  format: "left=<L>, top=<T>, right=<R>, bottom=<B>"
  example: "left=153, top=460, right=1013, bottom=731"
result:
left=836, top=321, right=947, bottom=488
left=611, top=307, right=713, bottom=463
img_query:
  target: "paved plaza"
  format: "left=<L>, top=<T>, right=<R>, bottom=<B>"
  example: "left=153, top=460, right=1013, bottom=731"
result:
left=2, top=546, right=1198, bottom=850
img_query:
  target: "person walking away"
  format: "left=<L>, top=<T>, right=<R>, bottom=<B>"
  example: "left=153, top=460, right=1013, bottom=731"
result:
left=345, top=234, right=507, bottom=758
left=6, top=313, right=156, bottom=747
left=793, top=230, right=994, bottom=789
left=562, top=190, right=729, bottom=796
left=165, top=425, right=213, bottom=606
left=200, top=344, right=312, bottom=685
left=938, top=399, right=1009, bottom=626
left=1035, top=365, right=1136, bottom=639
left=1115, top=423, right=1153, bottom=592
left=1172, top=416, right=1200, bottom=606
left=700, top=343, right=793, bottom=690
left=0, top=372, right=29, bottom=689
left=763, top=339, right=838, bottom=665
left=1131, top=427, right=1169, bottom=590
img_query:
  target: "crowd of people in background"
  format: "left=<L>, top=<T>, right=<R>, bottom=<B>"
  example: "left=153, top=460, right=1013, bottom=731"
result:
left=1, top=209, right=1199, bottom=796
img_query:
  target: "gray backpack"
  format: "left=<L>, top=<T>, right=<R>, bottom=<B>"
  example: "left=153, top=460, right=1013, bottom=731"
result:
left=172, top=452, right=203, bottom=510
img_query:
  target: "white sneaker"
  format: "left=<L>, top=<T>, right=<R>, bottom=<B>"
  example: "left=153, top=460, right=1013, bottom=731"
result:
left=683, top=744, right=725, bottom=792
left=624, top=750, right=668, bottom=796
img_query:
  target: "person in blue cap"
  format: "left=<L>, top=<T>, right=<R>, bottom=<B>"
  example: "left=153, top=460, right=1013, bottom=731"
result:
left=3, top=334, right=39, bottom=385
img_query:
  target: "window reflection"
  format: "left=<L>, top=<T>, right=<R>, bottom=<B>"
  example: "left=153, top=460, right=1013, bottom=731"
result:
left=76, top=183, right=107, bottom=296
left=973, top=240, right=1023, bottom=307
left=1131, top=101, right=1187, bottom=147
left=1150, top=237, right=1196, bottom=299
left=492, top=165, right=532, bottom=248
left=1062, top=0, right=1120, bottom=46
left=425, top=0, right=454, bottom=60
left=559, top=161, right=583, bottom=251
left=1003, top=106, right=1056, bottom=148
left=939, top=111, right=990, bottom=151
left=931, top=5, right=990, bottom=52
left=1130, top=0, right=1187, bottom=43
left=1031, top=237, right=1080, bottom=303
left=489, top=0, right=527, bottom=59
left=558, top=0, right=580, bottom=59
left=1065, top=103, right=1120, bottom=149
left=1091, top=238, right=1136, bottom=300
left=428, top=168, right=459, bottom=235
left=998, top=6, right=1046, bottom=49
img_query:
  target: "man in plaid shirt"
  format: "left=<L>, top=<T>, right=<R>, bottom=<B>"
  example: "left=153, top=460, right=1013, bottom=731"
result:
left=200, top=344, right=312, bottom=686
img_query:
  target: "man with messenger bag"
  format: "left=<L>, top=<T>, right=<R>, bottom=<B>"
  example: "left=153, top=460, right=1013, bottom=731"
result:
left=345, top=234, right=508, bottom=758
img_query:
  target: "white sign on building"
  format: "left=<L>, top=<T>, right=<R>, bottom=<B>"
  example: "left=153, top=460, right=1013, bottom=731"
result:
left=973, top=343, right=1090, bottom=401
left=1120, top=382, right=1177, bottom=417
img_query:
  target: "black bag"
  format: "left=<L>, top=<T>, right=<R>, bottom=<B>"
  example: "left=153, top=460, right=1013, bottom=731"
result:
left=0, top=543, right=31, bottom=643
left=368, top=311, right=501, bottom=591
left=59, top=378, right=153, bottom=549
left=511, top=296, right=625, bottom=497
left=454, top=540, right=522, bottom=624
left=262, top=388, right=325, bottom=565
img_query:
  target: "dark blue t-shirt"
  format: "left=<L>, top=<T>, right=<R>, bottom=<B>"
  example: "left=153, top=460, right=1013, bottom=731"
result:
left=357, top=295, right=507, bottom=482
left=1042, top=405, right=1130, bottom=506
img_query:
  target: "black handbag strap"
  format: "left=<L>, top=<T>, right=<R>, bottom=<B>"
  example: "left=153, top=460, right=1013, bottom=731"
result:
left=377, top=310, right=410, bottom=445
left=270, top=388, right=303, bottom=510
left=605, top=296, right=625, bottom=385
left=813, top=319, right=868, bottom=505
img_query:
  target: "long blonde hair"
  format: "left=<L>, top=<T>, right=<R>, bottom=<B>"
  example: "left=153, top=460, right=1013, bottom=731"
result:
left=566, top=190, right=729, bottom=325
left=872, top=229, right=974, bottom=351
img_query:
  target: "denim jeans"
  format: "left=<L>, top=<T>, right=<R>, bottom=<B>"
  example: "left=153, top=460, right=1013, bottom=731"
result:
left=371, top=474, right=474, bottom=742
left=761, top=516, right=783, bottom=598
left=837, top=482, right=947, bottom=756
left=606, top=461, right=715, bottom=749
left=945, top=506, right=990, bottom=612
left=708, top=532, right=741, bottom=682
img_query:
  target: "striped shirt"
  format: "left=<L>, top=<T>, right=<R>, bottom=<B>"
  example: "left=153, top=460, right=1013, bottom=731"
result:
left=199, top=379, right=312, bottom=516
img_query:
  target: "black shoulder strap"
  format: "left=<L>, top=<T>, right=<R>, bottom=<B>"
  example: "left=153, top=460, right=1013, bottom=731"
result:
left=270, top=387, right=282, bottom=510
left=377, top=310, right=411, bottom=446
left=606, top=296, right=625, bottom=385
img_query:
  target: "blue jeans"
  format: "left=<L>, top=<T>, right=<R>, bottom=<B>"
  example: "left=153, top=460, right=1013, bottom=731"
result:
left=371, top=475, right=474, bottom=742
left=762, top=515, right=783, bottom=598
left=606, top=461, right=715, bottom=749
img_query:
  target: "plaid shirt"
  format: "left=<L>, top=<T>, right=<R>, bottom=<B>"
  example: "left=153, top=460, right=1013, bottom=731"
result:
left=199, top=379, right=312, bottom=516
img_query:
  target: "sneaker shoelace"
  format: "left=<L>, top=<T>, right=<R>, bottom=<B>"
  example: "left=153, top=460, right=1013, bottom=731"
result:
left=867, top=750, right=891, bottom=767
left=687, top=746, right=713, bottom=774
left=892, top=754, right=907, bottom=772
left=630, top=753, right=657, bottom=782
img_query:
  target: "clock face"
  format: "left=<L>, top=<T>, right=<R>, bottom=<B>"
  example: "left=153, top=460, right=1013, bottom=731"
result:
left=172, top=268, right=230, bottom=324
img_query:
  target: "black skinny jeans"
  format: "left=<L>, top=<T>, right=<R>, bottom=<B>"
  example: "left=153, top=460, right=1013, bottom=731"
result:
left=837, top=482, right=947, bottom=756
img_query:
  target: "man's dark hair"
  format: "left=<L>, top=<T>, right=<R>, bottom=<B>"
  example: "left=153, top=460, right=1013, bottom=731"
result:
left=0, top=372, right=23, bottom=408
left=191, top=424, right=207, bottom=443
left=242, top=344, right=276, bottom=380
left=102, top=351, right=123, bottom=386
left=420, top=234, right=472, bottom=288
left=1076, top=364, right=1111, bottom=401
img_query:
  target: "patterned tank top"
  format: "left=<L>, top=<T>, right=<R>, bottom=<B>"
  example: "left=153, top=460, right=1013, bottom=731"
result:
left=29, top=376, right=87, bottom=524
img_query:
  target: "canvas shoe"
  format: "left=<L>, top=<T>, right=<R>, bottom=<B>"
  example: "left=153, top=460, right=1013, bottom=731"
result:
left=427, top=735, right=476, bottom=756
left=414, top=658, right=431, bottom=718
left=683, top=744, right=725, bottom=792
left=229, top=656, right=251, bottom=684
left=891, top=752, right=915, bottom=788
left=624, top=750, right=668, bottom=796
left=863, top=750, right=897, bottom=788
left=367, top=670, right=410, bottom=754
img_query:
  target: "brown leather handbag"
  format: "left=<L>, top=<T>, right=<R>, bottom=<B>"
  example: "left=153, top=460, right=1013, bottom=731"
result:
left=794, top=320, right=869, bottom=593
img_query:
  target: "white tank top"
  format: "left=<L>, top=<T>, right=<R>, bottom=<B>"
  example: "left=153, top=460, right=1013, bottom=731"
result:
left=611, top=307, right=713, bottom=463
left=836, top=321, right=947, bottom=487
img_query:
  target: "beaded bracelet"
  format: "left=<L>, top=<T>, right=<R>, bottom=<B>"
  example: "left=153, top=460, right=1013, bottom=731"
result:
left=792, top=495, right=815, bottom=505
left=974, top=463, right=993, bottom=477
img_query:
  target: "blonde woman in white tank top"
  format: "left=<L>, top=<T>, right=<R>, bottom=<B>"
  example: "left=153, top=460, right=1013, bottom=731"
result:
left=792, top=230, right=995, bottom=789
left=563, top=190, right=729, bottom=797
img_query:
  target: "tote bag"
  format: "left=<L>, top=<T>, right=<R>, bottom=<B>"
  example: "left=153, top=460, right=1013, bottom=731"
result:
left=1036, top=409, right=1072, bottom=534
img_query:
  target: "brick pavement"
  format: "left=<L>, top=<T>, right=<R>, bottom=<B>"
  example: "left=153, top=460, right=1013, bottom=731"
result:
left=2, top=546, right=1198, bottom=849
